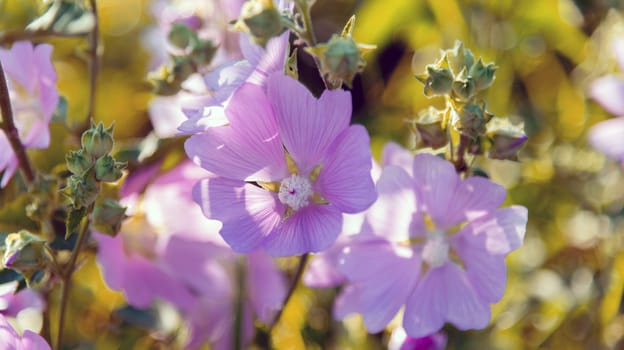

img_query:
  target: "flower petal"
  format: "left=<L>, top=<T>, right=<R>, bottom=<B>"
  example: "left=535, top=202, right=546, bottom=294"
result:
left=268, top=73, right=351, bottom=174
left=0, top=41, right=36, bottom=92
left=589, top=75, right=624, bottom=116
left=411, top=154, right=459, bottom=228
left=441, top=263, right=491, bottom=331
left=445, top=176, right=507, bottom=224
left=246, top=32, right=289, bottom=86
left=366, top=165, right=418, bottom=242
left=339, top=239, right=420, bottom=333
left=382, top=141, right=414, bottom=175
left=588, top=117, right=624, bottom=162
left=262, top=203, right=342, bottom=256
left=315, top=125, right=377, bottom=213
left=452, top=232, right=507, bottom=303
left=456, top=205, right=528, bottom=255
left=193, top=177, right=284, bottom=253
left=184, top=83, right=288, bottom=182
left=333, top=285, right=361, bottom=320
left=246, top=251, right=287, bottom=323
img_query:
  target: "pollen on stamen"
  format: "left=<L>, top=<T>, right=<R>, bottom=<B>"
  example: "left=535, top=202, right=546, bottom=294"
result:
left=278, top=174, right=313, bottom=210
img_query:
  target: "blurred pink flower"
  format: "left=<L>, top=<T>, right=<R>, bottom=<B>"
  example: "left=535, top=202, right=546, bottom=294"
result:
left=0, top=314, right=49, bottom=350
left=0, top=41, right=59, bottom=187
left=186, top=73, right=377, bottom=256
left=308, top=149, right=527, bottom=337
left=95, top=161, right=286, bottom=349
left=588, top=37, right=624, bottom=165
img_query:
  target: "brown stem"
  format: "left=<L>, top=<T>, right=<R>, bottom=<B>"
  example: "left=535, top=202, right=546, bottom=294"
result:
left=268, top=253, right=309, bottom=331
left=55, top=216, right=90, bottom=350
left=0, top=59, right=35, bottom=184
left=454, top=134, right=471, bottom=173
left=0, top=29, right=88, bottom=45
left=87, top=0, right=98, bottom=120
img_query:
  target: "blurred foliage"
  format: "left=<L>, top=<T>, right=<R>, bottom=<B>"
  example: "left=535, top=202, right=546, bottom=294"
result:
left=3, top=0, right=624, bottom=349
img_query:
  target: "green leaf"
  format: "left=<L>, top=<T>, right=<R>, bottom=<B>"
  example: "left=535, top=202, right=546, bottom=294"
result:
left=65, top=206, right=86, bottom=240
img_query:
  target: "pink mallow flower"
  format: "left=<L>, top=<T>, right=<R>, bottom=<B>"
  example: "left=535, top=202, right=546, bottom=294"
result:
left=328, top=153, right=527, bottom=337
left=95, top=161, right=286, bottom=349
left=185, top=73, right=377, bottom=256
left=0, top=41, right=59, bottom=187
left=588, top=37, right=624, bottom=165
left=0, top=314, right=50, bottom=350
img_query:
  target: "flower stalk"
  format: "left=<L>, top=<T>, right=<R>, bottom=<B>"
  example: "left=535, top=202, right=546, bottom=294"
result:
left=0, top=59, right=35, bottom=184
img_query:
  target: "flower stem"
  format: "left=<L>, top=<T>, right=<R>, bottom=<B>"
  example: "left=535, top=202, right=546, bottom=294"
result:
left=86, top=0, right=99, bottom=122
left=269, top=253, right=309, bottom=331
left=233, top=256, right=246, bottom=350
left=454, top=134, right=470, bottom=173
left=0, top=59, right=35, bottom=184
left=55, top=215, right=90, bottom=350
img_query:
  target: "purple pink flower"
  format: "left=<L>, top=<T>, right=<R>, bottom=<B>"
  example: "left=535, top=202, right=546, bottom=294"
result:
left=588, top=37, right=624, bottom=165
left=185, top=73, right=377, bottom=256
left=0, top=313, right=49, bottom=350
left=95, top=161, right=286, bottom=349
left=308, top=148, right=527, bottom=337
left=0, top=41, right=59, bottom=187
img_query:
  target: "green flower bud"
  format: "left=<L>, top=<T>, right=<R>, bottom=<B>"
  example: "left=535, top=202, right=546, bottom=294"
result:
left=65, top=174, right=98, bottom=208
left=81, top=122, right=114, bottom=158
left=413, top=106, right=449, bottom=149
left=2, top=230, right=46, bottom=273
left=147, top=57, right=195, bottom=96
left=93, top=198, right=127, bottom=236
left=235, top=0, right=283, bottom=46
left=95, top=155, right=125, bottom=183
left=445, top=40, right=474, bottom=76
left=451, top=103, right=492, bottom=139
left=469, top=58, right=497, bottom=92
left=168, top=23, right=196, bottom=50
left=306, top=34, right=374, bottom=88
left=417, top=65, right=453, bottom=97
left=486, top=117, right=527, bottom=161
left=190, top=40, right=217, bottom=67
left=452, top=68, right=475, bottom=101
left=66, top=149, right=93, bottom=176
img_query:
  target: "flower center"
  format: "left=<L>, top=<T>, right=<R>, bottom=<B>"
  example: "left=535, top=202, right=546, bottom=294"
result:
left=421, top=231, right=449, bottom=268
left=278, top=174, right=313, bottom=210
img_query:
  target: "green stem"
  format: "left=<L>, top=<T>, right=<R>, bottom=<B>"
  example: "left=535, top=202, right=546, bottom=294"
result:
left=86, top=0, right=99, bottom=122
left=0, top=59, right=35, bottom=184
left=233, top=256, right=246, bottom=350
left=269, top=253, right=309, bottom=331
left=55, top=215, right=90, bottom=350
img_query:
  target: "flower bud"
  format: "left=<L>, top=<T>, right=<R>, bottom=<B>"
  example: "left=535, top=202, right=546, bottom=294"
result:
left=445, top=40, right=474, bottom=76
left=413, top=106, right=449, bottom=149
left=81, top=122, right=114, bottom=158
left=93, top=198, right=127, bottom=236
left=95, top=155, right=124, bottom=183
left=451, top=103, right=492, bottom=139
left=452, top=68, right=475, bottom=101
left=66, top=149, right=93, bottom=176
left=65, top=174, right=98, bottom=208
left=486, top=117, right=527, bottom=161
left=168, top=23, right=195, bottom=50
left=190, top=40, right=217, bottom=67
left=2, top=230, right=47, bottom=273
left=235, top=0, right=283, bottom=46
left=416, top=66, right=453, bottom=97
left=469, top=58, right=497, bottom=92
left=306, top=34, right=373, bottom=88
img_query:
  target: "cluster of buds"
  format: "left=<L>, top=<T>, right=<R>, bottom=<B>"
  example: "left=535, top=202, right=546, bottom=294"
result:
left=62, top=122, right=126, bottom=236
left=305, top=16, right=375, bottom=89
left=148, top=23, right=217, bottom=96
left=412, top=41, right=526, bottom=163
